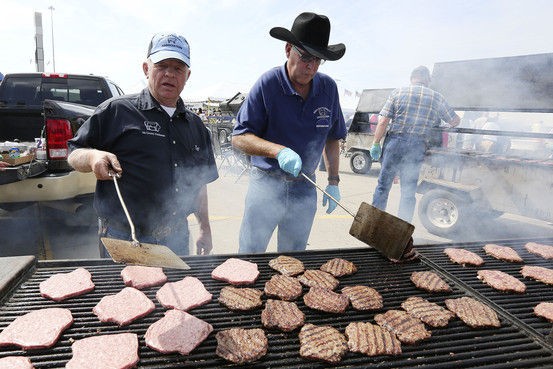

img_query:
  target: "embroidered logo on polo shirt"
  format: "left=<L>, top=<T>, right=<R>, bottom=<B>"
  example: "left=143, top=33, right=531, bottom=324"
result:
left=142, top=121, right=165, bottom=137
left=314, top=107, right=331, bottom=128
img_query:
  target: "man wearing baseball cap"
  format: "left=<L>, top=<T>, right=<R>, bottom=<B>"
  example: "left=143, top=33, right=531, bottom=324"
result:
left=68, top=33, right=218, bottom=257
left=232, top=12, right=347, bottom=254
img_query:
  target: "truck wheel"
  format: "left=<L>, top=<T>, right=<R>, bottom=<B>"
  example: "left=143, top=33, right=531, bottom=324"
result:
left=418, top=189, right=469, bottom=237
left=218, top=129, right=229, bottom=144
left=350, top=151, right=372, bottom=174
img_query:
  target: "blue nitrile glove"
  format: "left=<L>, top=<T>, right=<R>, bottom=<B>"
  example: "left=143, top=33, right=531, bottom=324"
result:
left=322, top=185, right=340, bottom=214
left=370, top=143, right=382, bottom=161
left=276, top=148, right=302, bottom=177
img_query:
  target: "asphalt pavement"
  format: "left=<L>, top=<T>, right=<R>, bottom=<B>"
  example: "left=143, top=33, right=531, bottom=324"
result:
left=1, top=155, right=553, bottom=260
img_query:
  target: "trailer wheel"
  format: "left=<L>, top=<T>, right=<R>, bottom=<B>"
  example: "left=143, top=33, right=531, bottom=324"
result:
left=350, top=151, right=372, bottom=174
left=418, top=189, right=469, bottom=237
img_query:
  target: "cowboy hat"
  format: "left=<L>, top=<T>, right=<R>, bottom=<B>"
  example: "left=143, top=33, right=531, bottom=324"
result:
left=270, top=12, right=346, bottom=61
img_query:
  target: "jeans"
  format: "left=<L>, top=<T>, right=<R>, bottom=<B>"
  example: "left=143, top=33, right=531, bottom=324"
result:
left=372, top=134, right=427, bottom=222
left=98, top=217, right=190, bottom=258
left=239, top=168, right=317, bottom=253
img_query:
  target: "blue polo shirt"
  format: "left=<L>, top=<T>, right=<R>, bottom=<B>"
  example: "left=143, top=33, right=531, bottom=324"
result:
left=233, top=64, right=346, bottom=175
left=68, top=88, right=218, bottom=232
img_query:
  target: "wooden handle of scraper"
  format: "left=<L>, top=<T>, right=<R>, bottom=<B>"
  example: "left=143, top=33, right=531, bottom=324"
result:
left=300, top=173, right=356, bottom=217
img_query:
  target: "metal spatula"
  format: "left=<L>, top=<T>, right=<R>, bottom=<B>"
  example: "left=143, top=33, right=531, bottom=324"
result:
left=101, top=172, right=190, bottom=270
left=301, top=173, right=414, bottom=260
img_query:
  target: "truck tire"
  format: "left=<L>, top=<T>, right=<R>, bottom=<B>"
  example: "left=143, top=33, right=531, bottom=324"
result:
left=418, top=189, right=470, bottom=237
left=350, top=151, right=372, bottom=174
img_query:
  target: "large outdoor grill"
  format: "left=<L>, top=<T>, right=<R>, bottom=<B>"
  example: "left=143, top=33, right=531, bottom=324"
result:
left=1, top=239, right=553, bottom=368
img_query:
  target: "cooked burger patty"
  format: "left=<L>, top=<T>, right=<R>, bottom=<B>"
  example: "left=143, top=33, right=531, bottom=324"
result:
left=483, top=244, right=523, bottom=263
left=299, top=323, right=348, bottom=364
left=525, top=242, right=553, bottom=259
left=320, top=258, right=358, bottom=277
left=218, top=286, right=263, bottom=311
left=303, top=286, right=349, bottom=313
left=261, top=299, right=305, bottom=332
left=410, top=271, right=451, bottom=293
left=374, top=309, right=431, bottom=344
left=444, top=248, right=484, bottom=266
left=477, top=270, right=526, bottom=293
left=534, top=302, right=553, bottom=322
left=264, top=274, right=303, bottom=301
left=215, top=328, right=268, bottom=364
left=341, top=285, right=383, bottom=310
left=268, top=255, right=305, bottom=276
left=345, top=321, right=402, bottom=356
left=520, top=265, right=553, bottom=285
left=297, top=269, right=339, bottom=290
left=401, top=296, right=455, bottom=328
left=445, top=297, right=500, bottom=328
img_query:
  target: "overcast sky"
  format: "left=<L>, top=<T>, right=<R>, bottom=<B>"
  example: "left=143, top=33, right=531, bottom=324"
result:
left=2, top=0, right=552, bottom=109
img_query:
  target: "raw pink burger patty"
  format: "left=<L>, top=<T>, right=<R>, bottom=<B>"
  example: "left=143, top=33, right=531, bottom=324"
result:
left=145, top=309, right=213, bottom=355
left=93, top=287, right=155, bottom=326
left=212, top=258, right=259, bottom=285
left=120, top=265, right=167, bottom=289
left=0, top=308, right=73, bottom=350
left=66, top=333, right=139, bottom=369
left=156, top=276, right=212, bottom=311
left=39, top=267, right=95, bottom=301
left=0, top=356, right=34, bottom=369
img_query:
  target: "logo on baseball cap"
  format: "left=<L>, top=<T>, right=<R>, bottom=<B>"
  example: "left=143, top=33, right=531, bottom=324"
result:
left=147, top=33, right=190, bottom=67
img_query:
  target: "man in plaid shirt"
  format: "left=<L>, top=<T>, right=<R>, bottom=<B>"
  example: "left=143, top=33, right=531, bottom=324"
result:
left=370, top=66, right=460, bottom=222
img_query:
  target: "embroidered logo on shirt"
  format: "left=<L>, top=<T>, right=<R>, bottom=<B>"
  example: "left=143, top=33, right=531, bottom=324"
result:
left=194, top=145, right=200, bottom=151
left=142, top=121, right=165, bottom=137
left=314, top=107, right=331, bottom=128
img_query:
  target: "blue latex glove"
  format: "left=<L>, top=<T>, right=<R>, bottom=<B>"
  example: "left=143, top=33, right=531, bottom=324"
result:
left=322, top=185, right=340, bottom=214
left=370, top=143, right=382, bottom=160
left=276, top=148, right=302, bottom=177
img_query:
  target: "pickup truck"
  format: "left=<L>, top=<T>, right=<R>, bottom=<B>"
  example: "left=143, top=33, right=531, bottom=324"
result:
left=0, top=72, right=124, bottom=213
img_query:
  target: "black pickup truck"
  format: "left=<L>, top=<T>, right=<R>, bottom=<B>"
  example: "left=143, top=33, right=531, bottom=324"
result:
left=0, top=72, right=124, bottom=211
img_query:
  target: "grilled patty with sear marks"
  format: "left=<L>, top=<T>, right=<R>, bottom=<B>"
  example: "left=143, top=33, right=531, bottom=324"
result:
left=320, top=258, right=358, bottom=277
left=483, top=244, right=523, bottom=262
left=477, top=270, right=526, bottom=293
left=341, top=285, right=383, bottom=310
left=401, top=296, right=455, bottom=327
left=261, top=299, right=305, bottom=332
left=374, top=309, right=431, bottom=344
left=218, top=286, right=263, bottom=311
left=299, top=323, right=348, bottom=364
left=345, top=321, right=402, bottom=356
left=445, top=296, right=500, bottom=328
left=410, top=271, right=451, bottom=293
left=303, top=286, right=349, bottom=313
left=444, top=248, right=484, bottom=266
left=264, top=274, right=303, bottom=301
left=520, top=265, right=553, bottom=285
left=215, top=328, right=268, bottom=364
left=268, top=255, right=305, bottom=276
left=297, top=269, right=339, bottom=290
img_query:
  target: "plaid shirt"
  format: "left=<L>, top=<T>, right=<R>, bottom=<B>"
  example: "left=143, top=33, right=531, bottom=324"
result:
left=380, top=84, right=457, bottom=135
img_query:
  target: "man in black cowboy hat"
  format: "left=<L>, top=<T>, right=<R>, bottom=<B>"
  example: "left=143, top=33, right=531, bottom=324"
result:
left=232, top=12, right=347, bottom=253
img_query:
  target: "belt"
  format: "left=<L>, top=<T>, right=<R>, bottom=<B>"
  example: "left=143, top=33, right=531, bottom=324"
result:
left=100, top=217, right=176, bottom=240
left=258, top=168, right=315, bottom=182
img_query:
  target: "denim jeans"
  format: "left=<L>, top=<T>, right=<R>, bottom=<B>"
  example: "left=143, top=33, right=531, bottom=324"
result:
left=98, top=217, right=190, bottom=258
left=238, top=168, right=317, bottom=253
left=372, top=134, right=427, bottom=222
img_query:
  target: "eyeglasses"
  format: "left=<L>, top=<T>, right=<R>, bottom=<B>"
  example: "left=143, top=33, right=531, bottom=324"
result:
left=292, top=45, right=325, bottom=65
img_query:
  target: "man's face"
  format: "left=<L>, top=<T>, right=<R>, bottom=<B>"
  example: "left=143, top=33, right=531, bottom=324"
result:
left=143, top=58, right=190, bottom=107
left=285, top=43, right=321, bottom=88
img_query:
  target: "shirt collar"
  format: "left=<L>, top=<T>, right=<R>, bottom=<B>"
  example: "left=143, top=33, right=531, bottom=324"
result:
left=137, top=88, right=187, bottom=115
left=277, top=63, right=320, bottom=98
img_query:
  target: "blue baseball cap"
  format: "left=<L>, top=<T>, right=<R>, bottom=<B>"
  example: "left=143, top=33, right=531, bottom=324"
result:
left=147, top=33, right=190, bottom=67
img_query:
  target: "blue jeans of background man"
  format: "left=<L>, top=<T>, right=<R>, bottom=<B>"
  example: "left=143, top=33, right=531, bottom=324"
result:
left=372, top=134, right=427, bottom=222
left=239, top=167, right=317, bottom=253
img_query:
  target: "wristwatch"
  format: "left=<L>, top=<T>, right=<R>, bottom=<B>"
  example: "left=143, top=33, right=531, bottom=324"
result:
left=328, top=175, right=340, bottom=183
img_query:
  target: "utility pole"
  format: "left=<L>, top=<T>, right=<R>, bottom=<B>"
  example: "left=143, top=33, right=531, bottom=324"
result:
left=48, top=5, right=55, bottom=72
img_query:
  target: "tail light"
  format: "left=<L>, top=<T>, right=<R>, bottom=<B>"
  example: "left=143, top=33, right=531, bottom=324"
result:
left=45, top=118, right=73, bottom=159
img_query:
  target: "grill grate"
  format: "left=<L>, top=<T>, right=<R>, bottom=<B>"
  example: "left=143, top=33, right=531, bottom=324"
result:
left=0, top=247, right=552, bottom=368
left=417, top=238, right=553, bottom=343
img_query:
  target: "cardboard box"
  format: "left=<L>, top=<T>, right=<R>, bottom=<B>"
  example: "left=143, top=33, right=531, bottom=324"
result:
left=1, top=154, right=35, bottom=166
